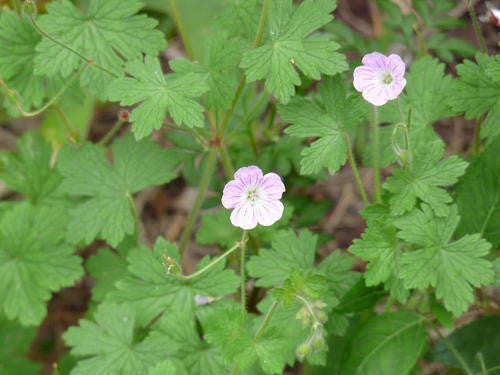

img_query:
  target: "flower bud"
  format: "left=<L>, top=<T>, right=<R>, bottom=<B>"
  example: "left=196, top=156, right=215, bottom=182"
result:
left=312, top=335, right=325, bottom=352
left=22, top=0, right=38, bottom=17
left=296, top=342, right=310, bottom=360
left=316, top=310, right=328, bottom=324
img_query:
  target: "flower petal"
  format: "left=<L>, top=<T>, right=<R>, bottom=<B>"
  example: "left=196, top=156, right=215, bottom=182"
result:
left=362, top=51, right=388, bottom=69
left=260, top=172, right=285, bottom=200
left=230, top=202, right=258, bottom=230
left=362, top=83, right=387, bottom=106
left=255, top=200, right=284, bottom=226
left=387, top=54, right=406, bottom=78
left=222, top=180, right=245, bottom=209
left=234, top=166, right=263, bottom=186
left=353, top=66, right=378, bottom=92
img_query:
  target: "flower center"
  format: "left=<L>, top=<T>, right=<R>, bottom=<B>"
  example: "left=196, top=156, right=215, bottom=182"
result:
left=380, top=71, right=394, bottom=85
left=246, top=188, right=258, bottom=202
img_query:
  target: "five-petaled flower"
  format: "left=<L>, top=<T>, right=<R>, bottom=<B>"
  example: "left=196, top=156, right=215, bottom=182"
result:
left=353, top=52, right=406, bottom=106
left=222, top=166, right=285, bottom=230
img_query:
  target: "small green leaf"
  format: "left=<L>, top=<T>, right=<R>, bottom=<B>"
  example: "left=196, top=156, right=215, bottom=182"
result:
left=64, top=303, right=167, bottom=375
left=396, top=204, right=493, bottom=316
left=148, top=360, right=188, bottom=375
left=108, top=55, right=209, bottom=139
left=0, top=203, right=83, bottom=325
left=86, top=248, right=128, bottom=301
left=241, top=0, right=347, bottom=102
left=339, top=312, right=426, bottom=375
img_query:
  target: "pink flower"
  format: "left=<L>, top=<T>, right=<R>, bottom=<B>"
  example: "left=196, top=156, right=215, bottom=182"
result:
left=353, top=52, right=406, bottom=106
left=222, top=166, right=285, bottom=230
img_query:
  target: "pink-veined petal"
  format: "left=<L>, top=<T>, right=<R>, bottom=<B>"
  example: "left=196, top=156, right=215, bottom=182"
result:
left=387, top=54, right=406, bottom=77
left=222, top=180, right=245, bottom=209
left=362, top=52, right=388, bottom=69
left=230, top=202, right=258, bottom=230
left=234, top=166, right=263, bottom=186
left=260, top=172, right=285, bottom=200
left=254, top=200, right=284, bottom=226
left=353, top=66, right=378, bottom=91
left=362, top=83, right=387, bottom=106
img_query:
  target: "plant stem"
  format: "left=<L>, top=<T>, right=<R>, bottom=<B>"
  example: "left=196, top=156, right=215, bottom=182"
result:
left=296, top=295, right=320, bottom=327
left=240, top=230, right=248, bottom=321
left=370, top=105, right=382, bottom=203
left=0, top=63, right=88, bottom=117
left=434, top=328, right=473, bottom=375
left=176, top=241, right=243, bottom=280
left=11, top=0, right=22, bottom=14
left=383, top=296, right=395, bottom=312
left=53, top=104, right=80, bottom=144
left=230, top=299, right=279, bottom=375
left=217, top=0, right=269, bottom=138
left=396, top=97, right=405, bottom=124
left=219, top=143, right=235, bottom=179
left=28, top=15, right=118, bottom=78
left=98, top=119, right=126, bottom=146
left=163, top=122, right=209, bottom=145
left=178, top=148, right=217, bottom=256
left=473, top=117, right=483, bottom=155
left=226, top=90, right=267, bottom=142
left=168, top=0, right=195, bottom=60
left=343, top=133, right=369, bottom=206
left=468, top=0, right=487, bottom=53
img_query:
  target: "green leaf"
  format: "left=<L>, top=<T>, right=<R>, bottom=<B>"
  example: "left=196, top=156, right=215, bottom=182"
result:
left=456, top=134, right=500, bottom=247
left=0, top=130, right=62, bottom=204
left=204, top=305, right=287, bottom=373
left=110, top=238, right=239, bottom=326
left=0, top=203, right=83, bottom=325
left=86, top=248, right=128, bottom=302
left=240, top=0, right=347, bottom=103
left=144, top=311, right=228, bottom=375
left=148, top=360, right=188, bottom=375
left=57, top=134, right=180, bottom=246
left=0, top=316, right=40, bottom=374
left=35, top=0, right=166, bottom=99
left=449, top=53, right=500, bottom=139
left=404, top=56, right=455, bottom=128
left=64, top=303, right=167, bottom=375
left=247, top=229, right=317, bottom=287
left=339, top=311, right=426, bottom=375
left=0, top=12, right=46, bottom=110
left=428, top=316, right=500, bottom=373
left=384, top=139, right=468, bottom=216
left=396, top=204, right=493, bottom=316
left=170, top=32, right=245, bottom=110
left=214, top=0, right=262, bottom=42
left=349, top=206, right=408, bottom=303
left=108, top=55, right=209, bottom=139
left=279, top=76, right=365, bottom=174
left=273, top=269, right=327, bottom=307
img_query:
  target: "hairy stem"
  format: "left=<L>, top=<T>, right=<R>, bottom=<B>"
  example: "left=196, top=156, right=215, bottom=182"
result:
left=240, top=230, right=248, bottom=321
left=53, top=104, right=80, bottom=144
left=98, top=119, right=126, bottom=146
left=343, top=133, right=370, bottom=206
left=175, top=241, right=243, bottom=280
left=473, top=117, right=483, bottom=155
left=219, top=143, right=235, bottom=179
left=226, top=90, right=267, bottom=142
left=467, top=0, right=487, bottom=53
left=29, top=15, right=118, bottom=77
left=370, top=105, right=382, bottom=203
left=0, top=63, right=88, bottom=117
left=168, top=0, right=195, bottom=60
left=178, top=148, right=217, bottom=256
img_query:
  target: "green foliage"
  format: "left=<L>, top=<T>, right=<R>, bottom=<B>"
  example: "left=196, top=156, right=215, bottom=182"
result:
left=456, top=134, right=500, bottom=247
left=64, top=303, right=167, bottom=375
left=109, top=238, right=239, bottom=326
left=384, top=139, right=468, bottom=216
left=170, top=33, right=245, bottom=110
left=339, top=312, right=426, bottom=375
left=35, top=0, right=166, bottom=99
left=279, top=76, right=365, bottom=174
left=349, top=205, right=408, bottom=303
left=86, top=248, right=128, bottom=301
left=429, top=316, right=500, bottom=373
left=449, top=53, right=500, bottom=139
left=0, top=12, right=46, bottom=110
left=0, top=316, right=40, bottom=374
left=57, top=134, right=180, bottom=246
left=241, top=0, right=347, bottom=102
left=148, top=360, right=188, bottom=375
left=395, top=204, right=493, bottom=316
left=108, top=55, right=209, bottom=139
left=0, top=130, right=62, bottom=204
left=144, top=311, right=227, bottom=375
left=247, top=229, right=317, bottom=287
left=0, top=203, right=83, bottom=325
